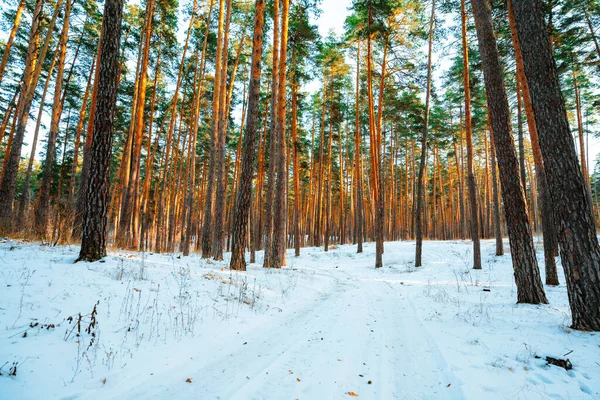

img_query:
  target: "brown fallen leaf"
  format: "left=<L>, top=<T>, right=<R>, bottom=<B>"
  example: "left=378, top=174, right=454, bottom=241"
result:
left=133, top=288, right=141, bottom=292
left=103, top=378, right=107, bottom=385
left=186, top=378, right=192, bottom=383
left=348, top=392, right=358, bottom=397
left=446, top=383, right=451, bottom=387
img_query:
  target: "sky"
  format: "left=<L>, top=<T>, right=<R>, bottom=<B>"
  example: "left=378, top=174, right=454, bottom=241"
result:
left=316, top=0, right=351, bottom=37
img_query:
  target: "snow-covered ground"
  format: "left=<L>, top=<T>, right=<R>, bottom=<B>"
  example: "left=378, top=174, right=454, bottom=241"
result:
left=0, top=238, right=598, bottom=399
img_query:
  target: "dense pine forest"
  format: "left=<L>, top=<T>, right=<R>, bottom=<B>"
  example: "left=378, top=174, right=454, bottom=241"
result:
left=2, top=1, right=600, bottom=397
left=1, top=0, right=600, bottom=335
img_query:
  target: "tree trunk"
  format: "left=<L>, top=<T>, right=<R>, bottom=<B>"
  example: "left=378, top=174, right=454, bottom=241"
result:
left=77, top=0, right=124, bottom=262
left=460, top=0, right=482, bottom=270
left=263, top=0, right=281, bottom=267
left=354, top=40, right=363, bottom=253
left=472, top=0, right=548, bottom=304
left=415, top=0, right=435, bottom=267
left=512, top=0, right=600, bottom=330
left=0, top=0, right=26, bottom=90
left=117, top=0, right=154, bottom=248
left=292, top=62, right=301, bottom=257
left=202, top=0, right=225, bottom=257
left=212, top=0, right=233, bottom=261
left=507, top=0, right=558, bottom=285
left=267, top=0, right=289, bottom=269
left=489, top=125, right=504, bottom=256
left=229, top=0, right=266, bottom=271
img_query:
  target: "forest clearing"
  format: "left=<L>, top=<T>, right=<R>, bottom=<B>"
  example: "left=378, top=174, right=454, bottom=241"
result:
left=1, top=238, right=599, bottom=399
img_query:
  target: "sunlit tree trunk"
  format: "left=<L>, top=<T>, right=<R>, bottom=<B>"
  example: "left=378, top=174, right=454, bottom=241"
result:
left=0, top=0, right=26, bottom=90
left=230, top=0, right=266, bottom=270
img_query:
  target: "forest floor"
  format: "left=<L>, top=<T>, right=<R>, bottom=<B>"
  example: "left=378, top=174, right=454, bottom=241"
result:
left=0, top=238, right=598, bottom=399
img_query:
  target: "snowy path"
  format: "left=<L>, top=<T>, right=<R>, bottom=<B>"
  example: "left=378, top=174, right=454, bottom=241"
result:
left=1, top=240, right=599, bottom=399
left=113, top=268, right=463, bottom=400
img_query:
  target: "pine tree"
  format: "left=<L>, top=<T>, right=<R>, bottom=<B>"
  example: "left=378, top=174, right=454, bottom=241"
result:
left=77, top=0, right=124, bottom=262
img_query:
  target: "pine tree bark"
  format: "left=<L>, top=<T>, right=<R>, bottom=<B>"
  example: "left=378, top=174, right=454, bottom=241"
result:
left=77, top=0, right=124, bottom=262
left=512, top=0, right=600, bottom=330
left=212, top=0, right=233, bottom=260
left=507, top=0, right=558, bottom=285
left=472, top=0, right=547, bottom=304
left=263, top=0, right=280, bottom=267
left=267, top=0, right=289, bottom=269
left=0, top=0, right=26, bottom=90
left=202, top=0, right=225, bottom=257
left=229, top=0, right=266, bottom=271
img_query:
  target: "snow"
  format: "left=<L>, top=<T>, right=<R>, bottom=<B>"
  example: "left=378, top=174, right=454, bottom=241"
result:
left=0, top=238, right=598, bottom=399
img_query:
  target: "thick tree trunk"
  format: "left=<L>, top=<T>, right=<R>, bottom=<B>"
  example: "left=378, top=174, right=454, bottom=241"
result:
left=229, top=0, right=266, bottom=271
left=512, top=0, right=600, bottom=330
left=77, top=0, right=124, bottom=262
left=507, top=0, right=558, bottom=285
left=472, top=0, right=547, bottom=304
